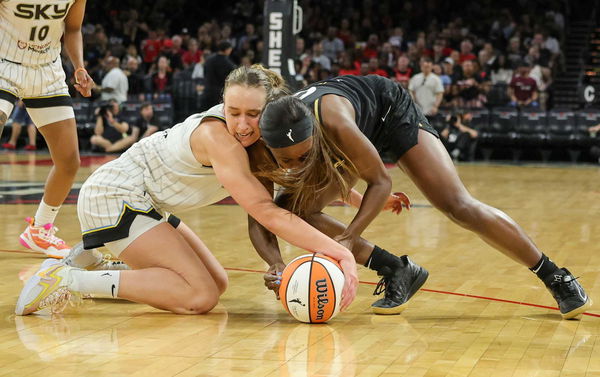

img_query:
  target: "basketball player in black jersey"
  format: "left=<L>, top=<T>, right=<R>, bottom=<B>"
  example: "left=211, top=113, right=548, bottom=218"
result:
left=253, top=74, right=591, bottom=319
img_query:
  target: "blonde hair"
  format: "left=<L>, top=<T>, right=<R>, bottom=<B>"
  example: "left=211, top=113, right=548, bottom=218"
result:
left=224, top=64, right=289, bottom=102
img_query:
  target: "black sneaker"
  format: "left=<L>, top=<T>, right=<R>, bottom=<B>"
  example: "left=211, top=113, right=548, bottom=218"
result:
left=371, top=255, right=429, bottom=315
left=544, top=268, right=592, bottom=319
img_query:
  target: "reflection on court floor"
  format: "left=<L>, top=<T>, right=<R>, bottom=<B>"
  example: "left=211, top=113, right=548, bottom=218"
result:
left=1, top=152, right=599, bottom=376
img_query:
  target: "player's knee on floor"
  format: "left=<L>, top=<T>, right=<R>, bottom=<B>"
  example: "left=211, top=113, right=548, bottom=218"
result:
left=182, top=291, right=219, bottom=314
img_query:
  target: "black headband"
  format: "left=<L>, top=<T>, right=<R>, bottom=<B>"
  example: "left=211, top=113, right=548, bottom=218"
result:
left=261, top=116, right=314, bottom=148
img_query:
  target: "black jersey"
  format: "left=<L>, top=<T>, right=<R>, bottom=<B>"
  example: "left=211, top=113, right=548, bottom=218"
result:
left=293, top=75, right=437, bottom=158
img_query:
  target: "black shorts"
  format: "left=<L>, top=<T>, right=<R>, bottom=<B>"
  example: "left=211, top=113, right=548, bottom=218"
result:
left=82, top=210, right=181, bottom=250
left=376, top=77, right=439, bottom=161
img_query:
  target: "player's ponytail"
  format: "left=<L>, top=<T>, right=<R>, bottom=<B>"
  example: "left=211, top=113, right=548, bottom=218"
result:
left=224, top=65, right=290, bottom=103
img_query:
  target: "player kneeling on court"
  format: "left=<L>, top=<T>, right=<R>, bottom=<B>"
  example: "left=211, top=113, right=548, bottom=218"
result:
left=15, top=65, right=359, bottom=316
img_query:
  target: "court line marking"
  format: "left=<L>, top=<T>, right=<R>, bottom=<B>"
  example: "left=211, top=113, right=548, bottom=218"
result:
left=224, top=266, right=600, bottom=318
left=2, top=249, right=597, bottom=318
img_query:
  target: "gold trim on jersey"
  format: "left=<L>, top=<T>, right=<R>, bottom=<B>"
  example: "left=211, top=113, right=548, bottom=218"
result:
left=0, top=88, right=18, bottom=97
left=22, top=94, right=71, bottom=100
left=313, top=98, right=321, bottom=124
left=81, top=203, right=158, bottom=235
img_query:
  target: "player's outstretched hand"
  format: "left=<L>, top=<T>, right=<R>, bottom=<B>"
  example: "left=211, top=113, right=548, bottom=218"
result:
left=339, top=255, right=358, bottom=312
left=383, top=192, right=411, bottom=214
left=74, top=68, right=95, bottom=97
left=264, top=262, right=286, bottom=299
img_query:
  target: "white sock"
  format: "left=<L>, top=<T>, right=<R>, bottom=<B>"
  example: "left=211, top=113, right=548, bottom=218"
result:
left=34, top=199, right=61, bottom=227
left=68, top=269, right=121, bottom=298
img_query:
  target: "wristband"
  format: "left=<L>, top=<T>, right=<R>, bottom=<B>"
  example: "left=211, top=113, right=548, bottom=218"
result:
left=74, top=67, right=87, bottom=84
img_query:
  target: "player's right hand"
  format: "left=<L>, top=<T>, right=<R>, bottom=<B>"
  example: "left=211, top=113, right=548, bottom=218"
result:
left=74, top=68, right=95, bottom=97
left=383, top=192, right=411, bottom=214
left=264, top=262, right=286, bottom=299
left=339, top=255, right=358, bottom=311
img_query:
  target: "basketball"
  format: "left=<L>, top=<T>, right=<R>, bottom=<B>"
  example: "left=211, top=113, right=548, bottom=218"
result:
left=279, top=253, right=345, bottom=323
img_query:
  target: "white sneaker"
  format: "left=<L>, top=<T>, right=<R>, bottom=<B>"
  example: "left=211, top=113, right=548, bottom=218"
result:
left=15, top=259, right=75, bottom=316
left=63, top=242, right=130, bottom=270
left=19, top=217, right=71, bottom=259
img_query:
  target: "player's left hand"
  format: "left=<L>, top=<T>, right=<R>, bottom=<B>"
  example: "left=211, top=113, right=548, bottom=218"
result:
left=264, top=262, right=286, bottom=299
left=382, top=192, right=411, bottom=214
left=74, top=68, right=95, bottom=97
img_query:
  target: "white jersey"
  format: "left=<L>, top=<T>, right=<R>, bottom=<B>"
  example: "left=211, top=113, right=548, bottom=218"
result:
left=78, top=105, right=230, bottom=234
left=0, top=0, right=74, bottom=65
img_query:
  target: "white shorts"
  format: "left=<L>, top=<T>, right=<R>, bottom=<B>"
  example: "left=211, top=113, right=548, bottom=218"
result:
left=77, top=157, right=163, bottom=257
left=0, top=58, right=74, bottom=127
left=77, top=156, right=182, bottom=257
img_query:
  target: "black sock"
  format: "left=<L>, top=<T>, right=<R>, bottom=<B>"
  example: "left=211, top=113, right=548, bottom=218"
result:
left=364, top=245, right=402, bottom=273
left=529, top=253, right=559, bottom=283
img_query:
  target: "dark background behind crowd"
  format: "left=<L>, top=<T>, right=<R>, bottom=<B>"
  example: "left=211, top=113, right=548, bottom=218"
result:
left=4, top=0, right=600, bottom=162
left=73, top=0, right=570, bottom=109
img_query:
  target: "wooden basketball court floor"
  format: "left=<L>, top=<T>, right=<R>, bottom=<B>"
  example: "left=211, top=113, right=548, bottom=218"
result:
left=1, top=152, right=599, bottom=377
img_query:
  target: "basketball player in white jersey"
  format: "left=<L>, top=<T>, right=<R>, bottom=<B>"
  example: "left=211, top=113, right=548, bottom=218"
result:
left=15, top=65, right=358, bottom=316
left=0, top=0, right=94, bottom=258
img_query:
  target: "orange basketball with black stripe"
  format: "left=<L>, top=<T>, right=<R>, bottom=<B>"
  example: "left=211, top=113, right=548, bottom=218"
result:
left=279, top=253, right=345, bottom=323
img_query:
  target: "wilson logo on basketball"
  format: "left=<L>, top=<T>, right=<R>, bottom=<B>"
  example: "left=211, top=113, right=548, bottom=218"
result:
left=279, top=254, right=344, bottom=323
left=315, top=279, right=329, bottom=321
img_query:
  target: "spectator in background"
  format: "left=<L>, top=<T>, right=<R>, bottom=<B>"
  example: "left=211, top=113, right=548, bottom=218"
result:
left=490, top=54, right=513, bottom=84
left=1, top=101, right=37, bottom=151
left=453, top=60, right=486, bottom=108
left=161, top=38, right=184, bottom=72
left=310, top=42, right=331, bottom=71
left=508, top=63, right=539, bottom=108
left=124, top=57, right=146, bottom=99
left=506, top=37, right=524, bottom=68
left=236, top=23, right=258, bottom=56
left=431, top=40, right=446, bottom=64
left=151, top=56, right=173, bottom=98
left=100, top=56, right=128, bottom=104
left=441, top=111, right=479, bottom=161
left=337, top=18, right=353, bottom=47
left=434, top=63, right=451, bottom=89
left=478, top=48, right=495, bottom=78
left=338, top=52, right=359, bottom=75
left=122, top=44, right=142, bottom=68
left=362, top=34, right=380, bottom=60
left=200, top=41, right=236, bottom=110
left=388, top=27, right=407, bottom=52
left=367, top=57, right=388, bottom=77
left=459, top=39, right=476, bottom=63
left=358, top=61, right=369, bottom=76
left=410, top=57, right=444, bottom=117
left=141, top=30, right=162, bottom=71
left=524, top=45, right=541, bottom=67
left=321, top=27, right=344, bottom=63
left=182, top=38, right=202, bottom=69
left=296, top=37, right=307, bottom=60
left=529, top=63, right=552, bottom=109
left=221, top=24, right=237, bottom=51
left=379, top=42, right=396, bottom=71
left=392, top=55, right=412, bottom=88
left=133, top=103, right=160, bottom=139
left=529, top=33, right=553, bottom=68
left=90, top=100, right=137, bottom=153
left=541, top=30, right=561, bottom=58
left=441, top=58, right=456, bottom=105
